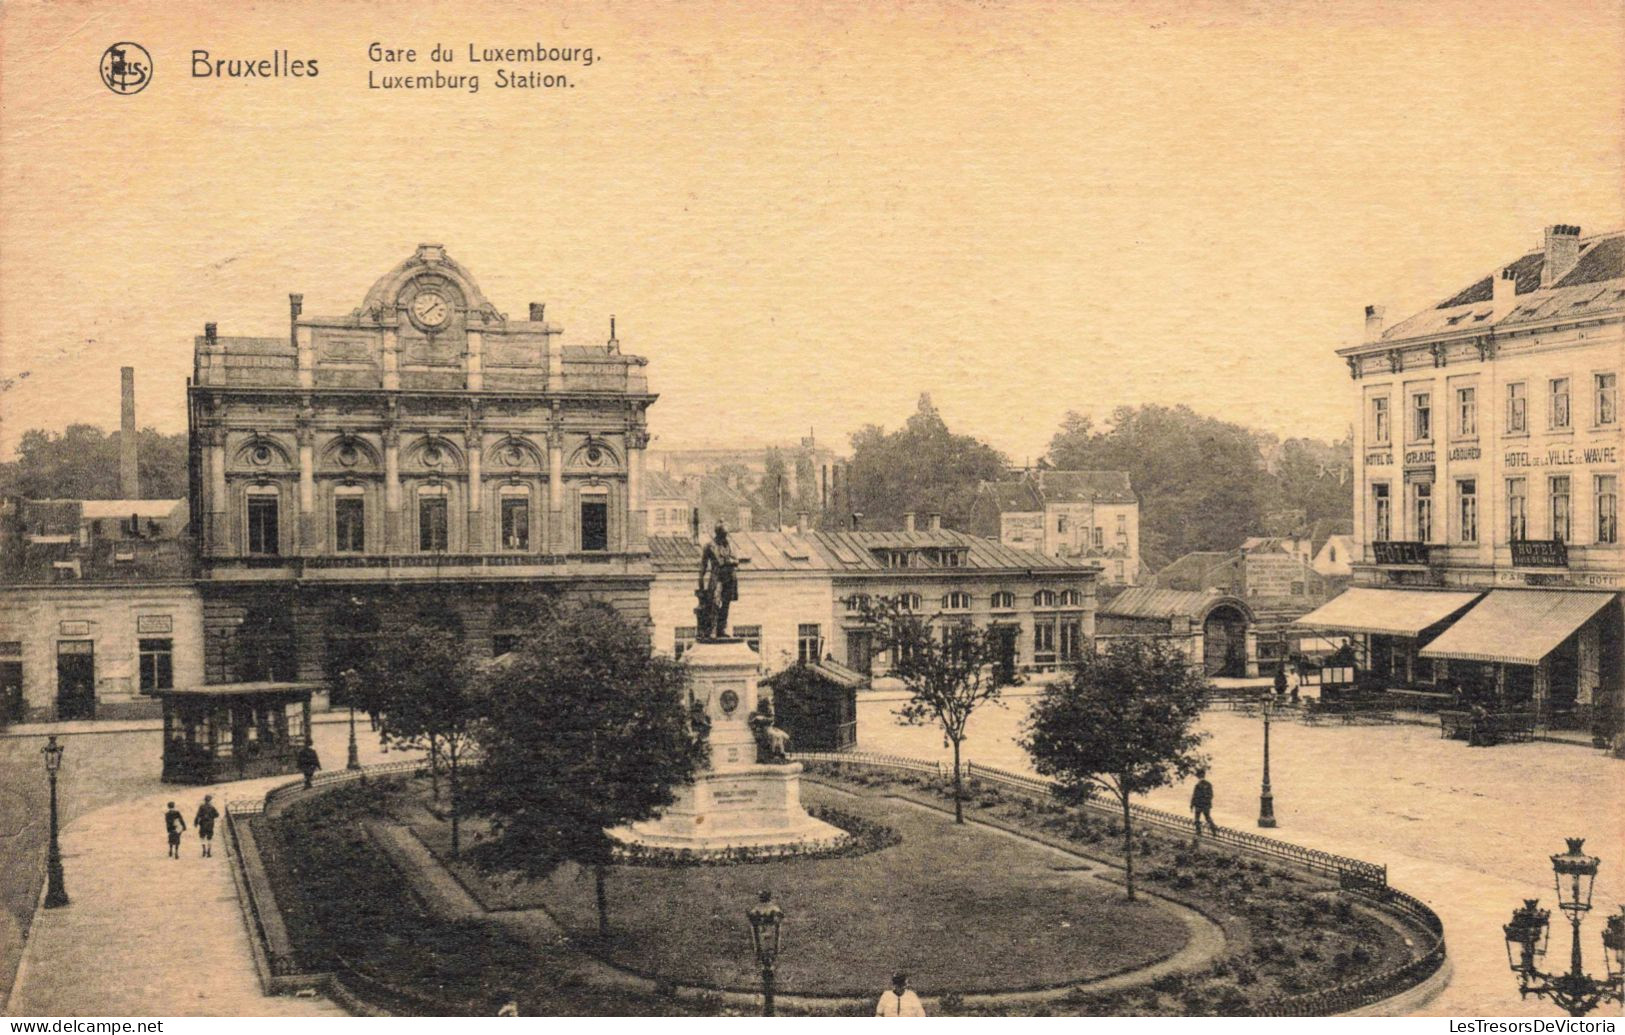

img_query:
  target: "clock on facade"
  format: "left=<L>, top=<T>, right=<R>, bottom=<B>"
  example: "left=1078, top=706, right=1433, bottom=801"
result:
left=410, top=291, right=451, bottom=329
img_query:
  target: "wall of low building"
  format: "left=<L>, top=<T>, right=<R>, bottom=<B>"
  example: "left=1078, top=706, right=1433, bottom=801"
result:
left=0, top=583, right=204, bottom=721
left=649, top=570, right=834, bottom=674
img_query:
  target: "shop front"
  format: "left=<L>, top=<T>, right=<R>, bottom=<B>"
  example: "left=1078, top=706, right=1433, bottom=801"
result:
left=1294, top=587, right=1482, bottom=693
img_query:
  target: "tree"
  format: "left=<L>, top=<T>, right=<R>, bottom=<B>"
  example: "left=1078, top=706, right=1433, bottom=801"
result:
left=843, top=394, right=1008, bottom=531
left=852, top=593, right=1003, bottom=823
left=370, top=623, right=481, bottom=856
left=1022, top=638, right=1211, bottom=900
left=0, top=424, right=188, bottom=499
left=465, top=600, right=706, bottom=937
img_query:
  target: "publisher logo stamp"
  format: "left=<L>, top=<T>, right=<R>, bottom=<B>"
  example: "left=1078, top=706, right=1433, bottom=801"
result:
left=100, top=43, right=152, bottom=95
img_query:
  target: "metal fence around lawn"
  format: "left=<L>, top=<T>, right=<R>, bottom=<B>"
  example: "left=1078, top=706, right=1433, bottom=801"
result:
left=792, top=751, right=1387, bottom=889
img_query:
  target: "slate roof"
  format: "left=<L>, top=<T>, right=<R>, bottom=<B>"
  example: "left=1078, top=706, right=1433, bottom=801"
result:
left=976, top=470, right=1136, bottom=514
left=648, top=529, right=1096, bottom=576
left=642, top=471, right=688, bottom=501
left=977, top=480, right=1043, bottom=513
left=1101, top=587, right=1242, bottom=621
left=1381, top=229, right=1625, bottom=343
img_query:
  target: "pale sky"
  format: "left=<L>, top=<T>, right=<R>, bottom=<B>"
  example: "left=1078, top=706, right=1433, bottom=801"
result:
left=2, top=0, right=1621, bottom=466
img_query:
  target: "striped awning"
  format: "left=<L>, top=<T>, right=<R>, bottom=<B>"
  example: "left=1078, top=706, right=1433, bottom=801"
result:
left=1293, top=587, right=1481, bottom=637
left=1419, top=590, right=1616, bottom=666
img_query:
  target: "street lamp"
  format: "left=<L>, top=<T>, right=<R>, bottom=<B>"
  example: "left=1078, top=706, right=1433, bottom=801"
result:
left=341, top=668, right=362, bottom=770
left=1257, top=697, right=1277, bottom=828
left=1501, top=838, right=1624, bottom=1016
left=746, top=889, right=784, bottom=1017
left=41, top=735, right=69, bottom=908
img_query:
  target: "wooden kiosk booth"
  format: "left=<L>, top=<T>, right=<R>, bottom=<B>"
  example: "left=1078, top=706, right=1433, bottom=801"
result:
left=157, top=681, right=322, bottom=784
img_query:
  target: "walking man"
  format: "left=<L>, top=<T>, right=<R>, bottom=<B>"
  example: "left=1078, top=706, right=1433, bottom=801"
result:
left=1190, top=769, right=1218, bottom=837
left=164, top=801, right=186, bottom=858
left=194, top=794, right=220, bottom=857
left=875, top=972, right=926, bottom=1016
left=297, top=743, right=321, bottom=788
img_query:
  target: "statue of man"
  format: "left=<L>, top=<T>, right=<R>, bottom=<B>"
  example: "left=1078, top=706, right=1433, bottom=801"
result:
left=696, top=523, right=740, bottom=640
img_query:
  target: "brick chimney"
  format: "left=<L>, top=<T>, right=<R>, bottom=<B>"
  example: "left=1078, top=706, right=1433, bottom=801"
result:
left=1492, top=265, right=1519, bottom=313
left=204, top=322, right=217, bottom=346
left=903, top=512, right=916, bottom=533
left=1363, top=305, right=1385, bottom=342
left=929, top=513, right=942, bottom=531
left=1541, top=224, right=1582, bottom=288
left=119, top=367, right=139, bottom=498
left=796, top=510, right=810, bottom=534
left=289, top=294, right=302, bottom=348
left=529, top=302, right=545, bottom=322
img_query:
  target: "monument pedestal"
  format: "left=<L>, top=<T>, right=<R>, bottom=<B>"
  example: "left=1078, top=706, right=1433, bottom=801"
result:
left=614, top=639, right=843, bottom=852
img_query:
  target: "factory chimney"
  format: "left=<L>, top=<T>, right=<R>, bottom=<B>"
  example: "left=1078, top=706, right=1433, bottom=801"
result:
left=119, top=367, right=139, bottom=498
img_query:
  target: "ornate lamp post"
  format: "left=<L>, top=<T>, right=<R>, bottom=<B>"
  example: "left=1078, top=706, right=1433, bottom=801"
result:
left=746, top=890, right=785, bottom=1017
left=1257, top=697, right=1277, bottom=828
left=41, top=735, right=69, bottom=909
left=342, top=669, right=362, bottom=771
left=1501, top=838, right=1624, bottom=1016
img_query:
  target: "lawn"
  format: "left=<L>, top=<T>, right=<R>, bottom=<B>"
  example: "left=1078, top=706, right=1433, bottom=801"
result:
left=405, top=780, right=1193, bottom=997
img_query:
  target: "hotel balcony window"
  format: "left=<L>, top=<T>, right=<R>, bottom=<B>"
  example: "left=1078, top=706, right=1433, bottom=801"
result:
left=1456, top=479, right=1477, bottom=544
left=1597, top=373, right=1618, bottom=426
left=500, top=489, right=531, bottom=551
left=1550, top=378, right=1571, bottom=430
left=1410, top=391, right=1432, bottom=443
left=334, top=488, right=365, bottom=553
left=1409, top=481, right=1433, bottom=542
left=1507, top=382, right=1527, bottom=434
left=797, top=623, right=823, bottom=665
left=1370, top=395, right=1390, bottom=444
left=1455, top=387, right=1477, bottom=438
left=1372, top=483, right=1391, bottom=541
left=1597, top=475, right=1618, bottom=545
left=246, top=489, right=279, bottom=556
left=579, top=490, right=609, bottom=552
left=1550, top=476, right=1571, bottom=543
left=418, top=486, right=449, bottom=552
left=1507, top=478, right=1528, bottom=540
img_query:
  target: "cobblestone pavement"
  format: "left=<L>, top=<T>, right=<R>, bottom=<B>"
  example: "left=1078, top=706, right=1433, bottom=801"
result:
left=855, top=696, right=1625, bottom=1017
left=4, top=721, right=395, bottom=1016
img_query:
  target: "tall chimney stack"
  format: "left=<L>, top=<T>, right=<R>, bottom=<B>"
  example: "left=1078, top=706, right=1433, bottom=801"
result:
left=529, top=302, right=545, bottom=322
left=119, top=367, right=139, bottom=498
left=1363, top=305, right=1385, bottom=342
left=1492, top=265, right=1519, bottom=314
left=929, top=513, right=942, bottom=532
left=289, top=294, right=303, bottom=348
left=903, top=511, right=916, bottom=533
left=1540, top=224, right=1582, bottom=288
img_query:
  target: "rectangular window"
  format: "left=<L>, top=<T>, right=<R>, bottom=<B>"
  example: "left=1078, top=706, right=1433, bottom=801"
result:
left=500, top=496, right=530, bottom=550
left=580, top=497, right=608, bottom=552
left=797, top=623, right=822, bottom=665
left=1550, top=476, right=1571, bottom=542
left=1596, top=475, right=1618, bottom=545
left=247, top=493, right=279, bottom=556
left=1116, top=514, right=1127, bottom=534
left=1371, top=396, right=1390, bottom=444
left=1092, top=528, right=1103, bottom=549
left=1457, top=479, right=1477, bottom=544
left=1410, top=481, right=1433, bottom=542
left=1455, top=387, right=1477, bottom=438
left=1597, top=373, right=1618, bottom=426
left=1372, top=483, right=1391, bottom=541
left=1507, top=383, right=1527, bottom=434
left=1550, top=378, right=1571, bottom=429
left=334, top=495, right=365, bottom=553
left=418, top=494, right=448, bottom=552
left=1411, top=391, right=1432, bottom=442
left=1058, top=620, right=1082, bottom=661
left=138, top=638, right=173, bottom=693
left=1034, top=620, right=1057, bottom=664
left=673, top=626, right=696, bottom=660
left=1507, top=478, right=1528, bottom=540
left=1057, top=514, right=1068, bottom=533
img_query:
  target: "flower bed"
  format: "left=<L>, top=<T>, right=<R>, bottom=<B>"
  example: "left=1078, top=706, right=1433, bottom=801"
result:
left=613, top=805, right=898, bottom=866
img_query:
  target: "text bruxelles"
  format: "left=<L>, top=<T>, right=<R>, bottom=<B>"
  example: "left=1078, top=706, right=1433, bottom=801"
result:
left=192, top=50, right=318, bottom=78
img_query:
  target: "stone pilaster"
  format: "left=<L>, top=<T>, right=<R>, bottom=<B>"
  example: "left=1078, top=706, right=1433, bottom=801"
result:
left=465, top=426, right=484, bottom=551
left=383, top=426, right=402, bottom=551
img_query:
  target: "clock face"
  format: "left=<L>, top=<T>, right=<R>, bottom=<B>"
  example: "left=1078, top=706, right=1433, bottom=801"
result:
left=411, top=291, right=450, bottom=328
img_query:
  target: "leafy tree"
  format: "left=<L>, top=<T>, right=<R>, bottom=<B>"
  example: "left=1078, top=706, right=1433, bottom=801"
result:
left=1022, top=638, right=1211, bottom=900
left=465, top=600, right=705, bottom=937
left=851, top=593, right=1004, bottom=823
left=369, top=623, right=482, bottom=856
left=0, top=425, right=188, bottom=499
left=843, top=394, right=1009, bottom=531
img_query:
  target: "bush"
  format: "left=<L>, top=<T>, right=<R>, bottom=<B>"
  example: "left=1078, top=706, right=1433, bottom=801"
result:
left=936, top=992, right=965, bottom=1015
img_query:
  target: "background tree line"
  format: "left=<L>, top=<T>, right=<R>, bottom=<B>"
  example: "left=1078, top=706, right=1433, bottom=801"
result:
left=0, top=425, right=188, bottom=498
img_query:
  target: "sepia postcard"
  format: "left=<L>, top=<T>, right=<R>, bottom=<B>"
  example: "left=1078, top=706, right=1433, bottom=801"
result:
left=1, top=0, right=1622, bottom=1026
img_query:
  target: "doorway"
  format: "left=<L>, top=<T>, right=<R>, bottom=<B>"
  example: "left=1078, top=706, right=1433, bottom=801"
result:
left=0, top=660, right=23, bottom=724
left=845, top=630, right=873, bottom=677
left=56, top=640, right=95, bottom=720
left=993, top=625, right=1019, bottom=685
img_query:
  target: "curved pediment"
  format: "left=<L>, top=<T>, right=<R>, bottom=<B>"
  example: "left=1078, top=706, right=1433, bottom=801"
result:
left=354, top=244, right=503, bottom=324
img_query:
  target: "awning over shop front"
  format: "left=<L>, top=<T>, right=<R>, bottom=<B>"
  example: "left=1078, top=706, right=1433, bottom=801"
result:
left=1418, top=590, right=1615, bottom=666
left=1292, top=587, right=1481, bottom=637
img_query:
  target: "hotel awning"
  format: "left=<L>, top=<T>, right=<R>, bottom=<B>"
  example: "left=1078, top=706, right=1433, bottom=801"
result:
left=1419, top=590, right=1615, bottom=666
left=1293, top=587, right=1481, bottom=637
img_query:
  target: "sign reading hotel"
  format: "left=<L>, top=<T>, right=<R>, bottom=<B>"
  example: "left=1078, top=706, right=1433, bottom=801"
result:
left=1372, top=540, right=1430, bottom=565
left=1510, top=539, right=1569, bottom=568
left=1504, top=444, right=1619, bottom=469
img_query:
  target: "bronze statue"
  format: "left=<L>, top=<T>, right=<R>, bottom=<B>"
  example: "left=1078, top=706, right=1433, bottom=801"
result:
left=749, top=698, right=791, bottom=762
left=695, top=523, right=740, bottom=640
left=689, top=696, right=712, bottom=741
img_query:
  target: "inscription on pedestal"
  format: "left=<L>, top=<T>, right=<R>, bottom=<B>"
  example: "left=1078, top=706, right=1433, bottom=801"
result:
left=713, top=788, right=761, bottom=804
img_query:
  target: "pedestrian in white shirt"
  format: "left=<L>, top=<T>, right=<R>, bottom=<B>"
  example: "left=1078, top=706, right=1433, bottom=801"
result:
left=875, top=972, right=926, bottom=1016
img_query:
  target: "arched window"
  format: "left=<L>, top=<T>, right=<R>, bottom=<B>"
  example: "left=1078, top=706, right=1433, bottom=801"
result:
left=333, top=484, right=365, bottom=553
left=1059, top=589, right=1083, bottom=607
left=844, top=593, right=870, bottom=613
left=417, top=484, right=449, bottom=552
left=898, top=592, right=923, bottom=612
left=1033, top=590, right=1057, bottom=608
left=990, top=591, right=1015, bottom=611
left=499, top=484, right=530, bottom=551
left=942, top=591, right=972, bottom=611
left=245, top=486, right=280, bottom=556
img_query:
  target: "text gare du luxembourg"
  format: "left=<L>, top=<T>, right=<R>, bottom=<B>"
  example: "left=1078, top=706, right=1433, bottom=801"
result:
left=365, top=42, right=596, bottom=93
